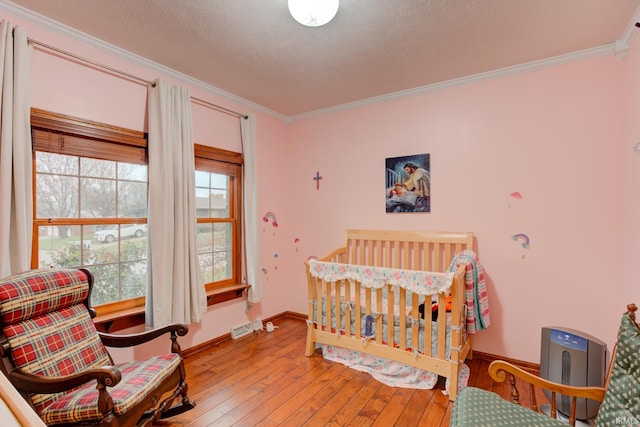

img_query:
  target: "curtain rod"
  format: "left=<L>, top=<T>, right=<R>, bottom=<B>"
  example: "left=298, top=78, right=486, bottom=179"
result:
left=27, top=38, right=248, bottom=119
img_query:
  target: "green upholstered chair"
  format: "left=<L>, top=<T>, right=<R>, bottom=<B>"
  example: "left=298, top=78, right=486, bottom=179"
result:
left=0, top=268, right=195, bottom=426
left=451, top=303, right=640, bottom=427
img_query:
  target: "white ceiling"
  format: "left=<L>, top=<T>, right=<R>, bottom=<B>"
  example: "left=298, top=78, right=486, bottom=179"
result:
left=4, top=0, right=640, bottom=119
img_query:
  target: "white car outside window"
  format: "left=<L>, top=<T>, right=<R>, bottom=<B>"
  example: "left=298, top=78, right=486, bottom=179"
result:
left=93, top=224, right=147, bottom=243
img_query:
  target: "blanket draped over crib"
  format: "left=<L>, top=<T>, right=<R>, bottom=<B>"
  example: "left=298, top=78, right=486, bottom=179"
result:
left=448, top=249, right=490, bottom=334
left=304, top=230, right=490, bottom=399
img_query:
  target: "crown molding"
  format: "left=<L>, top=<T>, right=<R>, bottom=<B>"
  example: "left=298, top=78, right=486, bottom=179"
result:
left=0, top=0, right=288, bottom=122
left=288, top=43, right=616, bottom=122
left=616, top=4, right=640, bottom=60
left=1, top=1, right=636, bottom=124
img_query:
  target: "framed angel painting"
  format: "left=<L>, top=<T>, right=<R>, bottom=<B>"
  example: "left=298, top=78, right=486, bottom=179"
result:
left=385, top=153, right=430, bottom=213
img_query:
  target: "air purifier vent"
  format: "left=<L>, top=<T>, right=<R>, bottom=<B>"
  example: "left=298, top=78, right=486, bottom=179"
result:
left=540, top=327, right=607, bottom=421
left=231, top=322, right=253, bottom=339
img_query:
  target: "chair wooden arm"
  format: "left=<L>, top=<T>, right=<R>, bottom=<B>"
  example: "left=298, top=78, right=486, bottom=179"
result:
left=99, top=323, right=189, bottom=353
left=489, top=360, right=606, bottom=426
left=8, top=366, right=121, bottom=394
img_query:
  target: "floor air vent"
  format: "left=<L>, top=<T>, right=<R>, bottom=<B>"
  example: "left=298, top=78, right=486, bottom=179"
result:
left=231, top=322, right=253, bottom=339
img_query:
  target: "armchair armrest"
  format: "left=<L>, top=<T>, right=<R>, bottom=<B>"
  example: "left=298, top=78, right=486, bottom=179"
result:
left=99, top=323, right=189, bottom=354
left=9, top=366, right=121, bottom=394
left=489, top=360, right=606, bottom=426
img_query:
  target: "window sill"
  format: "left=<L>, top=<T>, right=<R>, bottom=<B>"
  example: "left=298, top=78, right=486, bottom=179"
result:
left=93, top=284, right=250, bottom=333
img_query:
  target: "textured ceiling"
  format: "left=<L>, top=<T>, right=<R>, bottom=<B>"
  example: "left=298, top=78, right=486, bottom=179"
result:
left=5, top=0, right=640, bottom=118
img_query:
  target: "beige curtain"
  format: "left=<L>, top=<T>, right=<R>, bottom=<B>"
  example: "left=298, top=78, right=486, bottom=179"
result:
left=0, top=22, right=32, bottom=278
left=241, top=114, right=263, bottom=302
left=146, top=79, right=206, bottom=327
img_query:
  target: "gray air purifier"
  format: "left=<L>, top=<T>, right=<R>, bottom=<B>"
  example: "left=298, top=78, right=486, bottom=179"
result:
left=540, top=327, right=607, bottom=422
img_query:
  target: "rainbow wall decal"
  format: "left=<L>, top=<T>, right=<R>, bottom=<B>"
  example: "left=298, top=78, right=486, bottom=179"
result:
left=511, top=233, right=530, bottom=249
left=262, top=211, right=278, bottom=227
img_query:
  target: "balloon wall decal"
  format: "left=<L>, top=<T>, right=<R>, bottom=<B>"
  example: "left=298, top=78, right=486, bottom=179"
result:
left=509, top=192, right=523, bottom=199
left=511, top=233, right=530, bottom=249
left=508, top=191, right=523, bottom=208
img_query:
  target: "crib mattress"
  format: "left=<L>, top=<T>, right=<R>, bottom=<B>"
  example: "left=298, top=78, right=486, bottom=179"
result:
left=313, top=297, right=452, bottom=358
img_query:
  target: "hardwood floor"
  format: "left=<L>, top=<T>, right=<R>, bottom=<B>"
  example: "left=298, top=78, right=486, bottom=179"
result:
left=157, top=317, right=544, bottom=426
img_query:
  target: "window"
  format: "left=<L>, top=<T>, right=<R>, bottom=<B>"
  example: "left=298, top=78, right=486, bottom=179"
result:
left=31, top=109, right=148, bottom=308
left=194, top=144, right=243, bottom=291
left=31, top=109, right=245, bottom=321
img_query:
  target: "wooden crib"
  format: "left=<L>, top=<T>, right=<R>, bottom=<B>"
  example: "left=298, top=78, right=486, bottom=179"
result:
left=305, top=229, right=475, bottom=400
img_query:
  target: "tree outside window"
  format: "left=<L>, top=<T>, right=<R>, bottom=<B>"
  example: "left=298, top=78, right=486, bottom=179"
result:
left=31, top=109, right=148, bottom=307
left=35, top=152, right=148, bottom=306
left=31, top=110, right=244, bottom=312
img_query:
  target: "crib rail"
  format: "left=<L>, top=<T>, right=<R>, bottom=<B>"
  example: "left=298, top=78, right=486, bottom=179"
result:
left=304, top=229, right=475, bottom=400
left=306, top=266, right=465, bottom=359
left=344, top=229, right=473, bottom=271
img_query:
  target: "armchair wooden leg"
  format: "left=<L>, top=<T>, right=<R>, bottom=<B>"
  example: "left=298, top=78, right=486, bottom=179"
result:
left=139, top=380, right=195, bottom=425
left=158, top=381, right=196, bottom=419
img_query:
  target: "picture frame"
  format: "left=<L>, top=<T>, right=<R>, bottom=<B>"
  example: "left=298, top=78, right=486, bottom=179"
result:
left=385, top=153, right=430, bottom=213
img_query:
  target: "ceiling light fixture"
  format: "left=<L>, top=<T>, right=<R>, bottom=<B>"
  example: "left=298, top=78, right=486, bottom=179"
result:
left=288, top=0, right=339, bottom=27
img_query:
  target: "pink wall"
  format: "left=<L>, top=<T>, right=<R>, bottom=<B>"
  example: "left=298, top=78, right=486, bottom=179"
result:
left=285, top=56, right=627, bottom=363
left=622, top=38, right=640, bottom=303
left=3, top=9, right=637, bottom=364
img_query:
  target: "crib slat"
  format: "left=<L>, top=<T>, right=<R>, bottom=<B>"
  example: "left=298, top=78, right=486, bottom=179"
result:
left=385, top=287, right=393, bottom=347
left=315, top=278, right=323, bottom=335
left=344, top=280, right=352, bottom=338
left=350, top=239, right=359, bottom=265
left=433, top=242, right=441, bottom=273
left=365, top=289, right=383, bottom=344
left=437, top=292, right=446, bottom=359
left=375, top=240, right=382, bottom=267
left=335, top=280, right=342, bottom=337
left=325, top=282, right=332, bottom=333
left=403, top=241, right=410, bottom=270
left=424, top=295, right=433, bottom=357
left=399, top=287, right=407, bottom=350
left=393, top=241, right=400, bottom=269
left=443, top=242, right=455, bottom=271
left=411, top=293, right=419, bottom=352
left=355, top=282, right=362, bottom=339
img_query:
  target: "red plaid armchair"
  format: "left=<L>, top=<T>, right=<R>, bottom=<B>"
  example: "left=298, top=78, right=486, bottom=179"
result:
left=0, top=268, right=195, bottom=426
